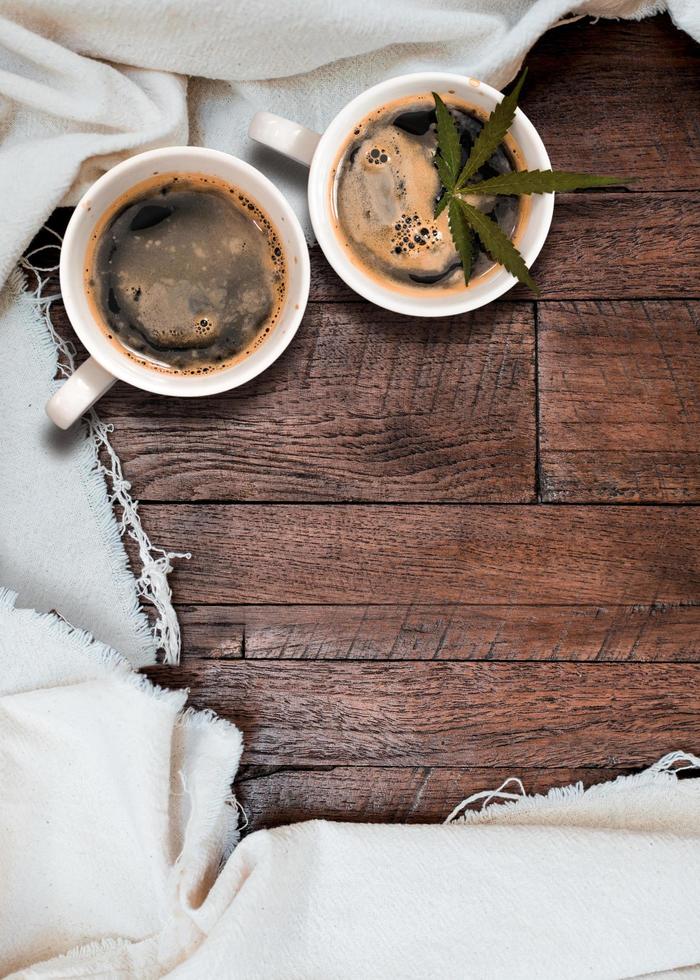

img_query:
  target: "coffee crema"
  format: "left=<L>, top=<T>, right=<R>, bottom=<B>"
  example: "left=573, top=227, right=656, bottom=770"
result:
left=85, top=172, right=287, bottom=375
left=330, top=93, right=528, bottom=294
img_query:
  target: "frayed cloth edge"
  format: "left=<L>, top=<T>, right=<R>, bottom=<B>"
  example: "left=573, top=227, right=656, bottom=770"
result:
left=10, top=260, right=188, bottom=665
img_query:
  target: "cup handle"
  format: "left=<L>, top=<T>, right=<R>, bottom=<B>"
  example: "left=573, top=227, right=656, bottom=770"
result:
left=248, top=111, right=321, bottom=168
left=45, top=356, right=116, bottom=429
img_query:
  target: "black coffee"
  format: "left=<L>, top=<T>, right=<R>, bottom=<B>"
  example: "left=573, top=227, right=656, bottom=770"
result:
left=86, top=173, right=287, bottom=375
left=331, top=94, right=524, bottom=293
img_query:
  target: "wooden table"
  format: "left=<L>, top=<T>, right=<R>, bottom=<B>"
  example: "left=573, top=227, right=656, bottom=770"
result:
left=51, top=15, right=700, bottom=829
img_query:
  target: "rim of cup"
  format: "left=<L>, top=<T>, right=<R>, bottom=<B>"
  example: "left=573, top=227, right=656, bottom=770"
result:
left=60, top=146, right=310, bottom=397
left=308, top=72, right=554, bottom=318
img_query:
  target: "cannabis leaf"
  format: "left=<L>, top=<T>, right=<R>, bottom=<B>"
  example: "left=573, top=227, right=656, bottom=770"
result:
left=434, top=154, right=454, bottom=192
left=432, top=92, right=462, bottom=185
left=467, top=169, right=629, bottom=196
left=430, top=70, right=633, bottom=292
left=448, top=199, right=478, bottom=285
left=456, top=69, right=528, bottom=189
left=434, top=155, right=454, bottom=218
left=457, top=200, right=539, bottom=294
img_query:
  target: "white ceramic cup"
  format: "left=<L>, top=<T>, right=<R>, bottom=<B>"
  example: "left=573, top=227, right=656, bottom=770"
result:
left=46, top=146, right=310, bottom=429
left=249, top=73, right=553, bottom=318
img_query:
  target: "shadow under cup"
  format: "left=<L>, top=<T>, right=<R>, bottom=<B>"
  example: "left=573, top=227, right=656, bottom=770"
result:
left=60, top=147, right=310, bottom=399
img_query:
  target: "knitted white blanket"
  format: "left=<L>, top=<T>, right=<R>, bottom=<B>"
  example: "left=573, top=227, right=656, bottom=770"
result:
left=3, top=591, right=700, bottom=979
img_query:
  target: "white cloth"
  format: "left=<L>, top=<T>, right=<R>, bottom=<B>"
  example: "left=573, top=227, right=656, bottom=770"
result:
left=0, top=589, right=243, bottom=977
left=3, top=589, right=700, bottom=979
left=0, top=270, right=160, bottom=665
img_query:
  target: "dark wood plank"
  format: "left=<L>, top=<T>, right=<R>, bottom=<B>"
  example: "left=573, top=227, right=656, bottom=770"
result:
left=539, top=301, right=700, bottom=502
left=144, top=504, right=700, bottom=605
left=521, top=16, right=700, bottom=192
left=175, top=602, right=700, bottom=662
left=533, top=193, right=700, bottom=299
left=179, top=605, right=244, bottom=659
left=236, top=765, right=632, bottom=830
left=145, top=660, right=700, bottom=766
left=102, top=303, right=536, bottom=503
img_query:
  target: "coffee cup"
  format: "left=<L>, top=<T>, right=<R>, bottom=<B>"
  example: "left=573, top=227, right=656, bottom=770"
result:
left=46, top=146, right=310, bottom=429
left=249, top=73, right=553, bottom=317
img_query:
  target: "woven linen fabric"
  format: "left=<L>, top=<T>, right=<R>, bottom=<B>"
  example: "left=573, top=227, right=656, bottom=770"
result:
left=0, top=589, right=243, bottom=978
left=0, top=270, right=165, bottom=665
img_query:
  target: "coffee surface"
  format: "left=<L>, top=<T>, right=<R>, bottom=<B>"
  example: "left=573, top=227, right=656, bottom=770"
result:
left=86, top=174, right=286, bottom=374
left=331, top=95, right=523, bottom=293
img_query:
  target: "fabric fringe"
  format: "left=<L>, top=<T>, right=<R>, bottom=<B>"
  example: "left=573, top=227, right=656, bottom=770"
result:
left=18, top=239, right=188, bottom=664
left=175, top=707, right=245, bottom=888
left=581, top=0, right=668, bottom=21
left=0, top=587, right=189, bottom=713
left=445, top=752, right=700, bottom=824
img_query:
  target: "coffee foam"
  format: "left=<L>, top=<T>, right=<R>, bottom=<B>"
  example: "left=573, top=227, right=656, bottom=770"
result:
left=84, top=172, right=287, bottom=376
left=330, top=93, right=530, bottom=296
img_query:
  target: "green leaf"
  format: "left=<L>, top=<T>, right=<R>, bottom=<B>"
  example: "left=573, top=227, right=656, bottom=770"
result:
left=432, top=92, right=461, bottom=185
left=448, top=198, right=478, bottom=285
left=434, top=191, right=450, bottom=218
left=466, top=169, right=631, bottom=196
left=456, top=69, right=528, bottom=188
left=434, top=154, right=454, bottom=193
left=457, top=199, right=539, bottom=294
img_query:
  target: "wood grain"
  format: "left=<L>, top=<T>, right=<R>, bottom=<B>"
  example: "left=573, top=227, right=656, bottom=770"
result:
left=178, top=605, right=244, bottom=659
left=532, top=193, right=700, bottom=300
left=145, top=660, right=700, bottom=767
left=175, top=602, right=700, bottom=662
left=236, top=765, right=633, bottom=830
left=539, top=301, right=700, bottom=502
left=520, top=17, right=700, bottom=192
left=144, top=504, right=700, bottom=605
left=102, top=303, right=536, bottom=502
